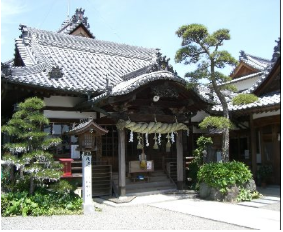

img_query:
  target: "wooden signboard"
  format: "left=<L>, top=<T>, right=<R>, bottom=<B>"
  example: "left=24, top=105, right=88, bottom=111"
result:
left=129, top=160, right=154, bottom=173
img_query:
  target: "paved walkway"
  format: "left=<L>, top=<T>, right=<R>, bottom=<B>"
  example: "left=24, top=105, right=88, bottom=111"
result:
left=150, top=197, right=280, bottom=230
left=95, top=186, right=281, bottom=230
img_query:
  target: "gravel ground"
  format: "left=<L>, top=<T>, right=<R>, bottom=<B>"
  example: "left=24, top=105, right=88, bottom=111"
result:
left=1, top=204, right=251, bottom=230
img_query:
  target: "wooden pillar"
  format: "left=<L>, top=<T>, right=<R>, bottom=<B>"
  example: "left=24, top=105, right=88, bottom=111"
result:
left=250, top=115, right=257, bottom=179
left=176, top=130, right=184, bottom=190
left=272, top=125, right=280, bottom=184
left=118, top=128, right=126, bottom=196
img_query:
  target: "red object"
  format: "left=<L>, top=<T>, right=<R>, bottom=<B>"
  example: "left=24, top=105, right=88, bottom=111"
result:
left=59, top=158, right=74, bottom=177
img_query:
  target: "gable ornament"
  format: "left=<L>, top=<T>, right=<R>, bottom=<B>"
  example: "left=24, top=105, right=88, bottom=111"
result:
left=48, top=66, right=63, bottom=79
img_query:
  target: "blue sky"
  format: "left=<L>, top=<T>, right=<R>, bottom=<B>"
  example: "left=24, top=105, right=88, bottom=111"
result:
left=1, top=0, right=280, bottom=77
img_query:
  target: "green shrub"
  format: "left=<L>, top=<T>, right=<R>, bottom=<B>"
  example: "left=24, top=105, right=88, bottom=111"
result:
left=49, top=180, right=75, bottom=194
left=193, top=136, right=213, bottom=165
left=187, top=162, right=199, bottom=189
left=232, top=93, right=258, bottom=105
left=187, top=136, right=213, bottom=189
left=236, top=187, right=253, bottom=202
left=1, top=188, right=83, bottom=217
left=197, top=161, right=252, bottom=193
left=236, top=187, right=262, bottom=202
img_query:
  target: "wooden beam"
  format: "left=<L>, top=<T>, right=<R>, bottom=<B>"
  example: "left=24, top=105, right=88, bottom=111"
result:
left=125, top=99, right=194, bottom=108
left=48, top=118, right=81, bottom=123
left=44, top=106, right=94, bottom=112
left=253, top=115, right=280, bottom=127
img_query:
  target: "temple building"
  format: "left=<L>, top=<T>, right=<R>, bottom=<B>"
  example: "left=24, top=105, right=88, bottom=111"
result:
left=1, top=8, right=280, bottom=196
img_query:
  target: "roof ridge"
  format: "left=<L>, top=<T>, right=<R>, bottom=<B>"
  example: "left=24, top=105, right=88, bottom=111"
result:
left=242, top=52, right=271, bottom=63
left=24, top=26, right=157, bottom=61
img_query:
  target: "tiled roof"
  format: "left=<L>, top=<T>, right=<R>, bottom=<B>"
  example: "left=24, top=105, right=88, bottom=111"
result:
left=239, top=51, right=272, bottom=71
left=68, top=118, right=108, bottom=135
left=4, top=25, right=159, bottom=94
left=57, top=8, right=95, bottom=38
left=193, top=85, right=238, bottom=105
left=224, top=72, right=264, bottom=85
left=111, top=71, right=185, bottom=96
left=243, top=58, right=279, bottom=94
left=57, top=18, right=94, bottom=38
left=90, top=70, right=186, bottom=103
left=211, top=92, right=280, bottom=112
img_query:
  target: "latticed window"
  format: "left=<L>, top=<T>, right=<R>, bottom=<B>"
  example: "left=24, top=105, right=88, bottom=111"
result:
left=102, top=126, right=118, bottom=157
left=82, top=133, right=94, bottom=149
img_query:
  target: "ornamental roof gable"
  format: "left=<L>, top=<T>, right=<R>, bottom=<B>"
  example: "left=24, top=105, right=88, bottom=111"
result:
left=230, top=51, right=272, bottom=79
left=58, top=8, right=95, bottom=38
left=68, top=118, right=108, bottom=135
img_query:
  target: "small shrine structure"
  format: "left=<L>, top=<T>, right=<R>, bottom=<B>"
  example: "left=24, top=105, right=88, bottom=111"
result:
left=67, top=118, right=108, bottom=214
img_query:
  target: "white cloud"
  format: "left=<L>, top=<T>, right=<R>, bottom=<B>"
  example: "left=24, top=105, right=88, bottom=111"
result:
left=1, top=0, right=29, bottom=19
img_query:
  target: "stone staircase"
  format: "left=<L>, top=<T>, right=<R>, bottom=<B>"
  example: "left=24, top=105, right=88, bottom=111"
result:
left=113, top=170, right=176, bottom=196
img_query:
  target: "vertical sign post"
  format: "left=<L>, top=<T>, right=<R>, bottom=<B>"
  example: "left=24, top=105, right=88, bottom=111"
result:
left=82, top=152, right=95, bottom=214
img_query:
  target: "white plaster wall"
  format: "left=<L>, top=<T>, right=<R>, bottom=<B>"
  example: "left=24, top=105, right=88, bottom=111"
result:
left=44, top=110, right=96, bottom=119
left=44, top=96, right=85, bottom=107
left=191, top=111, right=209, bottom=122
left=233, top=76, right=261, bottom=91
left=253, top=110, right=280, bottom=119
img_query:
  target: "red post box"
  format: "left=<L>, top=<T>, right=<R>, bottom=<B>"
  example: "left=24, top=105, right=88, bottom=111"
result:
left=59, top=158, right=74, bottom=177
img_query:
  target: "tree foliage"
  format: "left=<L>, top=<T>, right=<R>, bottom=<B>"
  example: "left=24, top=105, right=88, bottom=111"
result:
left=199, top=116, right=233, bottom=130
left=232, top=93, right=259, bottom=105
left=175, top=24, right=238, bottom=162
left=1, top=97, right=63, bottom=195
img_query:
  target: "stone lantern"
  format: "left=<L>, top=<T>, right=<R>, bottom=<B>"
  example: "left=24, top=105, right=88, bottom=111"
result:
left=68, top=118, right=108, bottom=214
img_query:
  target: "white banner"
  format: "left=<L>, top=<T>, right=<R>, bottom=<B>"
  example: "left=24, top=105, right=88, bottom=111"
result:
left=82, top=153, right=92, bottom=205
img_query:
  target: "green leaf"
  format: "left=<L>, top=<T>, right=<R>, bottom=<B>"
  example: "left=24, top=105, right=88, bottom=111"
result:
left=199, top=116, right=233, bottom=130
left=232, top=94, right=259, bottom=105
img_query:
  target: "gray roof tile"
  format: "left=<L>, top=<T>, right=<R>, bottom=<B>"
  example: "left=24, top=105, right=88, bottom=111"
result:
left=239, top=52, right=272, bottom=71
left=211, top=92, right=280, bottom=112
left=5, top=26, right=159, bottom=94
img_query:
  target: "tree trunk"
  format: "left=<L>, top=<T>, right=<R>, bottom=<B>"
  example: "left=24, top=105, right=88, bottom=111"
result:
left=9, top=165, right=15, bottom=183
left=20, top=167, right=24, bottom=179
left=222, top=127, right=229, bottom=162
left=211, top=64, right=230, bottom=162
left=29, top=176, right=35, bottom=195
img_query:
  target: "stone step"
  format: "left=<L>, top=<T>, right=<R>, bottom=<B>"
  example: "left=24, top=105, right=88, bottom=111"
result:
left=113, top=172, right=170, bottom=184
left=125, top=180, right=173, bottom=190
left=126, top=186, right=176, bottom=196
left=113, top=176, right=171, bottom=185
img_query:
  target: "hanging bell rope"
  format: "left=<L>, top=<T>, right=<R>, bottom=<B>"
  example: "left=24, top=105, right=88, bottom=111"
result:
left=116, top=119, right=189, bottom=134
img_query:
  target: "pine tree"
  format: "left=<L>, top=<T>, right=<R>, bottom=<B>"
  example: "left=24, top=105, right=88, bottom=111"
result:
left=2, top=97, right=63, bottom=195
left=175, top=24, right=238, bottom=162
